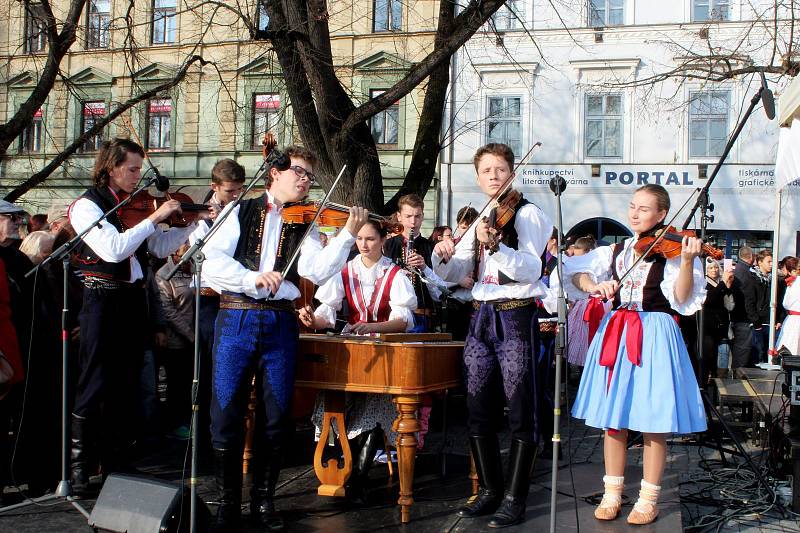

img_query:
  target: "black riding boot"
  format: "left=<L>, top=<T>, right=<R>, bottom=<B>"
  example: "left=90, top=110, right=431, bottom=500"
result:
left=457, top=434, right=504, bottom=518
left=250, top=442, right=284, bottom=531
left=211, top=448, right=242, bottom=533
left=347, top=427, right=384, bottom=505
left=488, top=439, right=536, bottom=528
left=70, top=414, right=95, bottom=498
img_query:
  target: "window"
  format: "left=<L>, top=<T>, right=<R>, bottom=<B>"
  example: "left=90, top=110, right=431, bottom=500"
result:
left=589, top=0, right=624, bottom=27
left=24, top=4, right=46, bottom=53
left=252, top=93, right=280, bottom=149
left=491, top=0, right=522, bottom=31
left=86, top=0, right=110, bottom=49
left=257, top=0, right=269, bottom=32
left=369, top=90, right=399, bottom=145
left=486, top=96, right=521, bottom=155
left=81, top=101, right=106, bottom=152
left=689, top=91, right=729, bottom=157
left=146, top=98, right=171, bottom=150
left=693, top=0, right=729, bottom=21
left=373, top=0, right=401, bottom=32
left=585, top=94, right=622, bottom=158
left=20, top=108, right=43, bottom=153
left=152, top=0, right=176, bottom=44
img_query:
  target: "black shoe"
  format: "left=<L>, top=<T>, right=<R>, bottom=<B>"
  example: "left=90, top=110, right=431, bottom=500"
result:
left=250, top=438, right=285, bottom=531
left=251, top=497, right=284, bottom=531
left=487, top=439, right=536, bottom=528
left=211, top=448, right=242, bottom=533
left=457, top=435, right=503, bottom=518
left=346, top=427, right=383, bottom=506
left=69, top=414, right=95, bottom=498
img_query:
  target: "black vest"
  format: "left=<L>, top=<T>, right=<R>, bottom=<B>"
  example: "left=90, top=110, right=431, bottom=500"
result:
left=73, top=187, right=150, bottom=281
left=384, top=234, right=435, bottom=310
left=232, top=195, right=306, bottom=286
left=473, top=197, right=535, bottom=286
left=610, top=241, right=673, bottom=313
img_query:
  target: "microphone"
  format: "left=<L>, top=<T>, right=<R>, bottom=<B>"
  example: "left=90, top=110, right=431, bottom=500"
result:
left=759, top=71, right=776, bottom=120
left=549, top=174, right=567, bottom=195
left=150, top=168, right=171, bottom=192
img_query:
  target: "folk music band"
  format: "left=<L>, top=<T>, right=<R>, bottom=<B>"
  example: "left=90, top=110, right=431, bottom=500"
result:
left=66, top=137, right=706, bottom=530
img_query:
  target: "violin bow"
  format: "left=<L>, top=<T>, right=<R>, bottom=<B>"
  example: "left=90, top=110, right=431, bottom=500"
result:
left=612, top=188, right=701, bottom=290
left=267, top=164, right=347, bottom=299
left=452, top=141, right=542, bottom=253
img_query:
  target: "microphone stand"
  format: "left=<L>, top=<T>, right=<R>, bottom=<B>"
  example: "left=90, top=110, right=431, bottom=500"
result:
left=163, top=154, right=276, bottom=533
left=548, top=175, right=568, bottom=533
left=0, top=174, right=165, bottom=519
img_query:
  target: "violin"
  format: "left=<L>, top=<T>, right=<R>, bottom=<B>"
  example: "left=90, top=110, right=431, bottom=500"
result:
left=118, top=190, right=210, bottom=228
left=633, top=226, right=723, bottom=261
left=486, top=189, right=523, bottom=233
left=281, top=200, right=403, bottom=233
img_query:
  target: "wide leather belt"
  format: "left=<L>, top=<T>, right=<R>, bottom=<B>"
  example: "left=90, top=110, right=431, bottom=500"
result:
left=473, top=297, right=536, bottom=312
left=197, top=287, right=219, bottom=297
left=219, top=292, right=295, bottom=312
left=413, top=308, right=435, bottom=316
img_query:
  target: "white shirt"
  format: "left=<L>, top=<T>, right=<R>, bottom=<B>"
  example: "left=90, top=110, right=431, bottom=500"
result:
left=562, top=238, right=707, bottom=316
left=187, top=192, right=219, bottom=291
left=313, top=256, right=417, bottom=330
left=202, top=191, right=356, bottom=301
left=432, top=201, right=552, bottom=301
left=69, top=195, right=196, bottom=283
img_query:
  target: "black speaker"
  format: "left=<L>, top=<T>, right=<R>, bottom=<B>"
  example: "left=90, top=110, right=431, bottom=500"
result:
left=88, top=474, right=209, bottom=533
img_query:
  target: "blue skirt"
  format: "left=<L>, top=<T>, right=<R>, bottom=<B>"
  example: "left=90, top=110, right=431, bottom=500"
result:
left=571, top=310, right=707, bottom=434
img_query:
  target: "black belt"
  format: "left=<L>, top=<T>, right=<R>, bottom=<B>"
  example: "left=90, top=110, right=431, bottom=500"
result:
left=219, top=292, right=295, bottom=312
left=473, top=298, right=536, bottom=312
left=83, top=277, right=142, bottom=290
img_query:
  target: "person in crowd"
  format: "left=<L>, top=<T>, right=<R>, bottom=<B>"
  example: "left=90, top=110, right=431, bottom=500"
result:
left=188, top=158, right=247, bottom=451
left=453, top=205, right=479, bottom=243
left=433, top=143, right=552, bottom=528
left=563, top=235, right=611, bottom=368
left=19, top=230, right=54, bottom=265
left=779, top=256, right=799, bottom=278
left=67, top=138, right=206, bottom=497
left=702, top=258, right=734, bottom=385
left=776, top=256, right=798, bottom=330
left=429, top=225, right=453, bottom=243
left=776, top=272, right=799, bottom=356
left=26, top=213, right=49, bottom=234
left=745, top=249, right=773, bottom=364
left=565, top=184, right=706, bottom=525
left=201, top=144, right=367, bottom=531
left=47, top=201, right=71, bottom=235
left=384, top=194, right=443, bottom=332
left=730, top=246, right=755, bottom=369
left=299, top=219, right=416, bottom=504
left=319, top=231, right=329, bottom=247
left=156, top=244, right=195, bottom=439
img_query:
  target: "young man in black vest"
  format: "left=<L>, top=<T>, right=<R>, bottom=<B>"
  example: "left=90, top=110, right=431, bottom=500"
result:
left=201, top=145, right=367, bottom=531
left=68, top=138, right=205, bottom=496
left=383, top=194, right=443, bottom=331
left=432, top=143, right=552, bottom=528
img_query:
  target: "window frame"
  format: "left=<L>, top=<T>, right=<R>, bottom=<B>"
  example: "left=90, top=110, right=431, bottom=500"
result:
left=588, top=0, right=624, bottom=27
left=251, top=93, right=281, bottom=149
left=692, top=0, right=730, bottom=22
left=86, top=0, right=111, bottom=49
left=146, top=98, right=172, bottom=151
left=24, top=4, right=47, bottom=54
left=373, top=0, right=401, bottom=32
left=151, top=0, right=177, bottom=45
left=491, top=0, right=522, bottom=31
left=80, top=101, right=107, bottom=153
left=19, top=108, right=44, bottom=153
left=584, top=93, right=623, bottom=159
left=257, top=0, right=270, bottom=33
left=485, top=95, right=523, bottom=156
left=369, top=89, right=400, bottom=147
left=688, top=90, right=730, bottom=158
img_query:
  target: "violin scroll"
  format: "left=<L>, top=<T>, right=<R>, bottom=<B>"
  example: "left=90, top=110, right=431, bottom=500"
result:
left=262, top=132, right=290, bottom=171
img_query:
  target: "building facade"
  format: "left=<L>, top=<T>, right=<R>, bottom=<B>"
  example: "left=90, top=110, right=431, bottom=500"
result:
left=440, top=0, right=799, bottom=257
left=0, top=0, right=439, bottom=212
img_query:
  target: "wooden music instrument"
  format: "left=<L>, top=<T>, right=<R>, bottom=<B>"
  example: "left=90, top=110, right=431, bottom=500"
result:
left=295, top=333, right=463, bottom=523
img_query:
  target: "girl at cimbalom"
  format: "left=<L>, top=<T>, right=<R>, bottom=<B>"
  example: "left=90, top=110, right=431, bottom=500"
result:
left=564, top=184, right=707, bottom=525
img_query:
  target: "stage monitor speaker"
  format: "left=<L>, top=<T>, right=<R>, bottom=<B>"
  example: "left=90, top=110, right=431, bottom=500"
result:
left=88, top=474, right=208, bottom=533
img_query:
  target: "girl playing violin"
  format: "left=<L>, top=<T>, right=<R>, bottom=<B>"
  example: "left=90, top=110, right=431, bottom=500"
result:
left=68, top=138, right=209, bottom=496
left=298, top=219, right=417, bottom=502
left=564, top=184, right=707, bottom=525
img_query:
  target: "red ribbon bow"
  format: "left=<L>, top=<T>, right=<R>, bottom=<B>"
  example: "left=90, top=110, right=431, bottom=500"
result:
left=599, top=309, right=643, bottom=392
left=583, top=296, right=607, bottom=344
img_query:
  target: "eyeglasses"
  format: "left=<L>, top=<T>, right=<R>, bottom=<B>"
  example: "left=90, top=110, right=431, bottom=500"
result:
left=0, top=213, right=26, bottom=223
left=289, top=165, right=316, bottom=184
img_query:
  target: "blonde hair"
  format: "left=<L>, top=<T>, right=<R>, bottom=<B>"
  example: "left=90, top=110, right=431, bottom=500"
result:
left=19, top=230, right=55, bottom=265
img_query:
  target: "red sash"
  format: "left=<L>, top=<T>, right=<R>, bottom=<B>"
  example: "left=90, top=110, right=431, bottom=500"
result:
left=789, top=310, right=800, bottom=316
left=583, top=297, right=607, bottom=344
left=599, top=309, right=643, bottom=392
left=342, top=260, right=401, bottom=324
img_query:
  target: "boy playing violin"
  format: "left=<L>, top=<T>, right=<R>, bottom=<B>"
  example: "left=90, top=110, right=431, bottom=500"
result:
left=201, top=145, right=367, bottom=531
left=68, top=138, right=209, bottom=496
left=432, top=143, right=552, bottom=528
